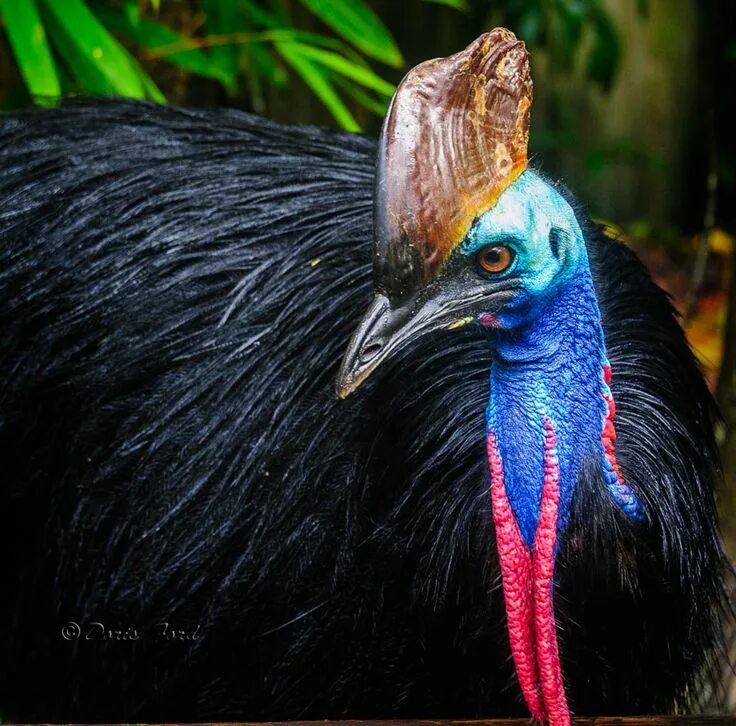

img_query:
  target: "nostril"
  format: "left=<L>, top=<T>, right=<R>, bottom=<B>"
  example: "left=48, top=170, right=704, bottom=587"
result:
left=360, top=339, right=384, bottom=363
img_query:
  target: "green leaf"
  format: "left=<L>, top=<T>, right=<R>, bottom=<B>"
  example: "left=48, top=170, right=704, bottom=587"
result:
left=0, top=0, right=61, bottom=103
left=202, top=0, right=241, bottom=81
left=285, top=41, right=394, bottom=96
left=238, top=0, right=367, bottom=66
left=93, top=5, right=237, bottom=91
left=38, top=0, right=145, bottom=97
left=204, top=0, right=285, bottom=107
left=287, top=29, right=372, bottom=65
left=239, top=0, right=281, bottom=29
left=422, top=0, right=470, bottom=11
left=298, top=0, right=403, bottom=67
left=245, top=42, right=288, bottom=87
left=200, top=0, right=290, bottom=95
left=332, top=74, right=389, bottom=117
left=276, top=40, right=360, bottom=131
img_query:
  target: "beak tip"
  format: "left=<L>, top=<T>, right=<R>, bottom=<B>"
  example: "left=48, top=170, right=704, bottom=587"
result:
left=335, top=294, right=396, bottom=401
left=334, top=373, right=356, bottom=400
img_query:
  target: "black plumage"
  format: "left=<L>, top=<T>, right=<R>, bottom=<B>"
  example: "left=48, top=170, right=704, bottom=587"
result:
left=0, top=99, right=727, bottom=720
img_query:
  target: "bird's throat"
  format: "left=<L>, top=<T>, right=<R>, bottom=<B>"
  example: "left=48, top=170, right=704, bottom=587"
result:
left=485, top=271, right=643, bottom=726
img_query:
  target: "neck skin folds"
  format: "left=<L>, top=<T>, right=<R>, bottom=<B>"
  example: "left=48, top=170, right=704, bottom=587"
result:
left=488, top=269, right=609, bottom=545
left=486, top=262, right=642, bottom=726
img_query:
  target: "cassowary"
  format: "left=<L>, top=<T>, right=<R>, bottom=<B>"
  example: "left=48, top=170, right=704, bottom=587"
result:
left=0, top=29, right=727, bottom=724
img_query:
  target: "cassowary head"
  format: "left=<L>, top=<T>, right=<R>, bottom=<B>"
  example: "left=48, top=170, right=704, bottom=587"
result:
left=337, top=29, right=645, bottom=726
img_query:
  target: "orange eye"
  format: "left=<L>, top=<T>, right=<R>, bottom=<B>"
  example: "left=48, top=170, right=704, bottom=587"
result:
left=476, top=245, right=514, bottom=274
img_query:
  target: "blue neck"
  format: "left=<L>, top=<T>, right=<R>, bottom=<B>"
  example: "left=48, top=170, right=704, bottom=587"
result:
left=485, top=264, right=643, bottom=548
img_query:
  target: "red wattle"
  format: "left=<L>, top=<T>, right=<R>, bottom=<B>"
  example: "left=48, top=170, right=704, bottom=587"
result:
left=488, top=422, right=570, bottom=726
left=602, top=366, right=624, bottom=481
left=487, top=432, right=544, bottom=721
left=533, top=418, right=570, bottom=726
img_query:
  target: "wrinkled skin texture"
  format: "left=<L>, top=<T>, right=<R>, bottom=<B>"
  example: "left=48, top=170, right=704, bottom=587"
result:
left=0, top=100, right=727, bottom=721
left=375, top=28, right=531, bottom=295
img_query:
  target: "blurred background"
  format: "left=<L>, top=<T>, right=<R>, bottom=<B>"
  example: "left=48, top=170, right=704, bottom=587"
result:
left=0, top=0, right=735, bottom=546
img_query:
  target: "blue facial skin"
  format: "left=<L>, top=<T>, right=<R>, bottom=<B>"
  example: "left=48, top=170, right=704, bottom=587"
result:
left=461, top=171, right=644, bottom=547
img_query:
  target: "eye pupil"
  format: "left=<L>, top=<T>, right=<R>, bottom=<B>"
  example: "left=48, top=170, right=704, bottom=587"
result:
left=477, top=244, right=514, bottom=274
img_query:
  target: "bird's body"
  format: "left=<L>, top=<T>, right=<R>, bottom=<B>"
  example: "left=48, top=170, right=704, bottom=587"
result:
left=0, top=98, right=726, bottom=721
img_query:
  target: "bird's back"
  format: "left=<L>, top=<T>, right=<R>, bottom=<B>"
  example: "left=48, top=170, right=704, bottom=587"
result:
left=0, top=100, right=726, bottom=720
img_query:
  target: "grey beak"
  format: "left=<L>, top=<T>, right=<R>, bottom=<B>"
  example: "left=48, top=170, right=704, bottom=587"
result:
left=335, top=294, right=416, bottom=399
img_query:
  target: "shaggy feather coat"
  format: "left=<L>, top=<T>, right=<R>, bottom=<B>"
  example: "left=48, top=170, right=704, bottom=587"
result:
left=0, top=99, right=727, bottom=720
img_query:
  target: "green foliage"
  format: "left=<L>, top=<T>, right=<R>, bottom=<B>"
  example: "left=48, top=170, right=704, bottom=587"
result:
left=276, top=40, right=359, bottom=131
left=0, top=0, right=60, bottom=103
left=41, top=0, right=156, bottom=98
left=298, top=0, right=403, bottom=67
left=0, top=0, right=163, bottom=103
left=424, top=0, right=470, bottom=11
left=95, top=4, right=236, bottom=90
left=0, top=0, right=416, bottom=129
left=0, top=0, right=622, bottom=128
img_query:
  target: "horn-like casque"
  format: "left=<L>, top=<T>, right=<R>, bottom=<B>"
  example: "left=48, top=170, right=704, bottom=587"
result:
left=374, top=28, right=533, bottom=301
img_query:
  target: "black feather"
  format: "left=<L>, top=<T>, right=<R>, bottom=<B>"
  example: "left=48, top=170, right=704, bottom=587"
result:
left=0, top=99, right=727, bottom=720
